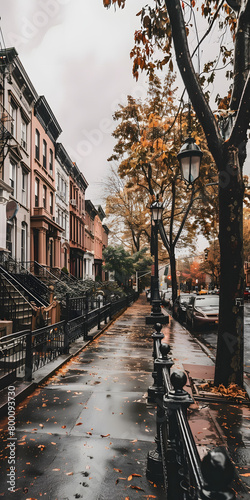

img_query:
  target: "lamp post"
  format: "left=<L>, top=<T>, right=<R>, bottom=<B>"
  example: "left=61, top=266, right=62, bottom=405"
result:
left=177, top=136, right=203, bottom=185
left=146, top=195, right=169, bottom=325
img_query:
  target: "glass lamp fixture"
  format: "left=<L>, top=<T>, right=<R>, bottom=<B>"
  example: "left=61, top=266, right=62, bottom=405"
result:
left=177, top=137, right=203, bottom=184
left=150, top=195, right=164, bottom=222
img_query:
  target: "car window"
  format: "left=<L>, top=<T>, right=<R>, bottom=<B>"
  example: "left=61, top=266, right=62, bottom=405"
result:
left=179, top=295, right=192, bottom=304
left=194, top=296, right=219, bottom=306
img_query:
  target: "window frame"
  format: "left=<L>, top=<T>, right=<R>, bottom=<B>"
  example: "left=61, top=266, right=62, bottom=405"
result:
left=35, top=129, right=40, bottom=161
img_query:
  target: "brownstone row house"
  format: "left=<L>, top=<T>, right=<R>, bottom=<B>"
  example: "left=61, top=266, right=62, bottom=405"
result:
left=0, top=47, right=108, bottom=280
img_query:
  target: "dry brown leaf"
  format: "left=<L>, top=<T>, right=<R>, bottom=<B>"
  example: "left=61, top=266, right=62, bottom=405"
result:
left=76, top=422, right=83, bottom=426
left=240, top=473, right=250, bottom=477
left=101, top=434, right=110, bottom=438
left=130, top=485, right=144, bottom=491
left=114, top=468, right=122, bottom=472
left=66, top=472, right=73, bottom=476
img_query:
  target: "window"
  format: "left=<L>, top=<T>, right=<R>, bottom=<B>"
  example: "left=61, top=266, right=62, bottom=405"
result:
left=43, top=140, right=47, bottom=169
left=49, top=192, right=53, bottom=215
left=21, top=222, right=27, bottom=264
left=6, top=218, right=16, bottom=258
left=43, top=185, right=47, bottom=209
left=9, top=161, right=16, bottom=198
left=49, top=149, right=53, bottom=175
left=10, top=102, right=16, bottom=137
left=21, top=120, right=27, bottom=150
left=35, top=129, right=40, bottom=160
left=35, top=178, right=39, bottom=207
left=21, top=169, right=27, bottom=206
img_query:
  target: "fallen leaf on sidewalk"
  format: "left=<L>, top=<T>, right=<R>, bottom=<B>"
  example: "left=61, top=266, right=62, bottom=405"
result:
left=240, top=473, right=250, bottom=477
left=100, top=434, right=110, bottom=438
left=76, top=422, right=83, bottom=426
left=66, top=472, right=73, bottom=476
left=52, top=468, right=60, bottom=471
left=114, top=468, right=122, bottom=472
left=130, top=485, right=144, bottom=491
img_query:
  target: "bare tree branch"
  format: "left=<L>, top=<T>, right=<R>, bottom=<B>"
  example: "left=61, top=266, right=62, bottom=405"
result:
left=229, top=72, right=250, bottom=146
left=164, top=0, right=223, bottom=165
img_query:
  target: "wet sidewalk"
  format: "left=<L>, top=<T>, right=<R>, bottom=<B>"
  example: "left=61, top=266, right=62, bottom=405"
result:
left=0, top=295, right=249, bottom=499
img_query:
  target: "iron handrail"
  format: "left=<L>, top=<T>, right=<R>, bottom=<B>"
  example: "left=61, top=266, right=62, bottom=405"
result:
left=0, top=266, right=45, bottom=309
left=0, top=268, right=37, bottom=309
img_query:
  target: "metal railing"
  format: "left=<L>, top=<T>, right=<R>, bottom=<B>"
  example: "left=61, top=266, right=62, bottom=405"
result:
left=147, top=323, right=237, bottom=500
left=0, top=329, right=29, bottom=377
left=0, top=263, right=49, bottom=307
left=0, top=273, right=34, bottom=332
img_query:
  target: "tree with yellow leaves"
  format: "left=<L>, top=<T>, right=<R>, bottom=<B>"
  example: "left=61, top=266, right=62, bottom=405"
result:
left=107, top=72, right=217, bottom=306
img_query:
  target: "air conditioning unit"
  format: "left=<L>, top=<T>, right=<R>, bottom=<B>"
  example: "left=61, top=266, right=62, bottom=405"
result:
left=70, top=199, right=76, bottom=207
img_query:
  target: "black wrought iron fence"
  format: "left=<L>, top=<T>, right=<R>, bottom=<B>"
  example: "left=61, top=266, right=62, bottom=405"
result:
left=0, top=330, right=29, bottom=379
left=30, top=321, right=66, bottom=374
left=147, top=323, right=238, bottom=500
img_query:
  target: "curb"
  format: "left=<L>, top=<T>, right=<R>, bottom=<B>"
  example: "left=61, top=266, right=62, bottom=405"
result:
left=0, top=306, right=128, bottom=419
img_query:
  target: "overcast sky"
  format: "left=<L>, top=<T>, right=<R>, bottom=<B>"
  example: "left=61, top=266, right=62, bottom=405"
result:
left=1, top=0, right=249, bottom=235
left=0, top=0, right=155, bottom=205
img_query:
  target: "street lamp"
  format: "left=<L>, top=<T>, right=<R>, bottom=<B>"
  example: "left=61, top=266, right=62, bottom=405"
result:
left=146, top=195, right=169, bottom=325
left=177, top=136, right=203, bottom=185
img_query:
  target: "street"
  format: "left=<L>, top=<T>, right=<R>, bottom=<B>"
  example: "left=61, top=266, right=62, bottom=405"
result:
left=183, top=303, right=250, bottom=375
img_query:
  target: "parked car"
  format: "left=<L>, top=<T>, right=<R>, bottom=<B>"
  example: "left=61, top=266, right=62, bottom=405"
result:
left=173, top=294, right=194, bottom=323
left=186, top=294, right=219, bottom=330
left=162, top=290, right=172, bottom=307
left=160, top=286, right=168, bottom=299
left=244, top=287, right=250, bottom=300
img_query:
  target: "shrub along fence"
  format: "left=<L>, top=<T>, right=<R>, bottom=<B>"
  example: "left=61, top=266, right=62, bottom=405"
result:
left=0, top=293, right=138, bottom=387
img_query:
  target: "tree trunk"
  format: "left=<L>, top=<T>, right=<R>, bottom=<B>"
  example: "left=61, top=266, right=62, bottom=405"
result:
left=214, top=149, right=244, bottom=387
